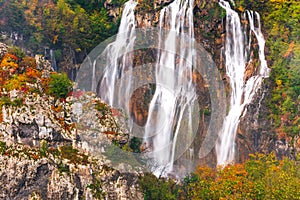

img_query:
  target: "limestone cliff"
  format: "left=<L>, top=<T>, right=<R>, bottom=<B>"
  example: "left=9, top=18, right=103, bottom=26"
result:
left=0, top=43, right=143, bottom=199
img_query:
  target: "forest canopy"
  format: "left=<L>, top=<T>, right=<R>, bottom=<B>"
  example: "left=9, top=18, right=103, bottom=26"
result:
left=0, top=0, right=122, bottom=72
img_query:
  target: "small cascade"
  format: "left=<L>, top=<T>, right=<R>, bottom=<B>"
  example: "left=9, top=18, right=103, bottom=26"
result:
left=50, top=49, right=58, bottom=71
left=216, top=0, right=270, bottom=166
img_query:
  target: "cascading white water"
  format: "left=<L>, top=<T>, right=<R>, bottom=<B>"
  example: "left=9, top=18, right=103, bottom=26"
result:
left=144, top=0, right=196, bottom=176
left=216, top=0, right=270, bottom=166
left=50, top=49, right=57, bottom=71
left=96, top=0, right=197, bottom=176
left=99, top=0, right=137, bottom=106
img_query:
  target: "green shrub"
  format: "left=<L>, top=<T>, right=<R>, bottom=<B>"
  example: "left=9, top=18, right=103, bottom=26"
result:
left=87, top=174, right=105, bottom=199
left=129, top=137, right=142, bottom=153
left=138, top=173, right=179, bottom=200
left=0, top=141, right=7, bottom=154
left=39, top=140, right=48, bottom=157
left=48, top=73, right=72, bottom=99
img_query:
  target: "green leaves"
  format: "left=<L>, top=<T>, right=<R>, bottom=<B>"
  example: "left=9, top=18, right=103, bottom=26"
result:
left=48, top=73, right=73, bottom=99
left=260, top=0, right=300, bottom=137
left=138, top=173, right=179, bottom=200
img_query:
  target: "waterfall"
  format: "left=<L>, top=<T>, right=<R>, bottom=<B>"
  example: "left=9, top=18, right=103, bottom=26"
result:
left=88, top=0, right=268, bottom=175
left=216, top=0, right=270, bottom=166
left=144, top=0, right=196, bottom=176
left=50, top=49, right=57, bottom=71
left=95, top=0, right=197, bottom=177
left=98, top=0, right=137, bottom=105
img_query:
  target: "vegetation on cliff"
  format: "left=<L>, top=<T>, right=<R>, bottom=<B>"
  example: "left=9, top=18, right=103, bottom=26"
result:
left=0, top=0, right=122, bottom=72
left=237, top=0, right=300, bottom=139
left=139, top=153, right=300, bottom=200
left=264, top=0, right=300, bottom=139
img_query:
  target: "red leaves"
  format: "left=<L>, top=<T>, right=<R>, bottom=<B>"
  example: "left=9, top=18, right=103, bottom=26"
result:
left=68, top=90, right=84, bottom=98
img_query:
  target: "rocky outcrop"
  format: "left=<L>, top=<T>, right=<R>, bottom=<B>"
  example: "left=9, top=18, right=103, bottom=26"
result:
left=0, top=42, right=143, bottom=199
left=238, top=82, right=300, bottom=162
left=0, top=42, right=8, bottom=58
left=0, top=89, right=143, bottom=199
left=0, top=152, right=143, bottom=199
left=0, top=93, right=75, bottom=147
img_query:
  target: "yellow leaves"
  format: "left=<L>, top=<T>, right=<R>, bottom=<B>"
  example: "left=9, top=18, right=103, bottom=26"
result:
left=276, top=79, right=282, bottom=86
left=270, top=0, right=286, bottom=2
left=57, top=0, right=75, bottom=16
left=238, top=6, right=244, bottom=12
left=43, top=8, right=51, bottom=16
left=53, top=35, right=59, bottom=44
left=4, top=74, right=27, bottom=91
left=79, top=27, right=85, bottom=32
left=73, top=16, right=79, bottom=29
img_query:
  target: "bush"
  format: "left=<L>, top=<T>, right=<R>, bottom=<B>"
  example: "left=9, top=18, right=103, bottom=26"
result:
left=47, top=73, right=72, bottom=99
left=138, top=173, right=179, bottom=200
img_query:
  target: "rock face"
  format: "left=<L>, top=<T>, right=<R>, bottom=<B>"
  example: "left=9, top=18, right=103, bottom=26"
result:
left=0, top=93, right=75, bottom=147
left=237, top=83, right=300, bottom=162
left=0, top=155, right=143, bottom=200
left=0, top=42, right=8, bottom=58
left=0, top=90, right=143, bottom=199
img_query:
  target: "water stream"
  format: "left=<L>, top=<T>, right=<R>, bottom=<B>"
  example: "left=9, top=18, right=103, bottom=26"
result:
left=216, top=0, right=269, bottom=166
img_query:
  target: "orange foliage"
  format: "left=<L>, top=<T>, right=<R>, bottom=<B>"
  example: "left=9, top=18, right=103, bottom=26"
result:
left=25, top=67, right=41, bottom=82
left=51, top=105, right=63, bottom=113
left=0, top=53, right=19, bottom=74
left=103, top=131, right=117, bottom=135
left=32, top=153, right=40, bottom=160
left=194, top=165, right=215, bottom=180
left=283, top=41, right=295, bottom=58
